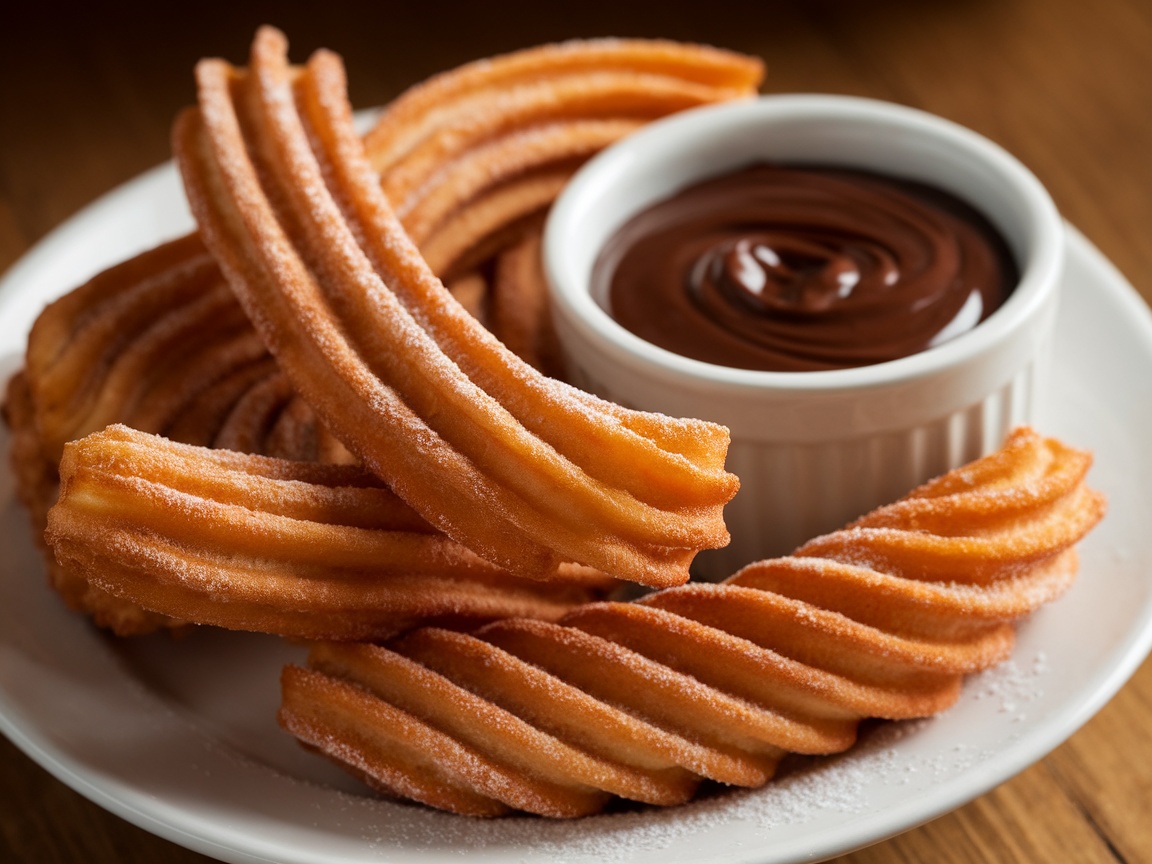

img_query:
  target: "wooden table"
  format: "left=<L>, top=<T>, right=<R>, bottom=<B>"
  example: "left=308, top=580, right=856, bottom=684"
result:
left=2, top=2, right=1149, bottom=861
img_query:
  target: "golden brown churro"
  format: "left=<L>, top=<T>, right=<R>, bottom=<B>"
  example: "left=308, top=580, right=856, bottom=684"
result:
left=173, top=28, right=741, bottom=587
left=364, top=38, right=764, bottom=193
left=45, top=425, right=613, bottom=640
left=17, top=231, right=344, bottom=464
left=279, top=428, right=1105, bottom=816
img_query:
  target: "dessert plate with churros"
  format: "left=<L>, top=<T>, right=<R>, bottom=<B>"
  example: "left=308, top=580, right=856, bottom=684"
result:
left=0, top=155, right=1149, bottom=862
left=1, top=30, right=1151, bottom=864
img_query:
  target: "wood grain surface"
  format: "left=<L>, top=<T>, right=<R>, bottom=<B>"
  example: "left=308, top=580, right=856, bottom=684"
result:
left=2, top=1, right=1150, bottom=862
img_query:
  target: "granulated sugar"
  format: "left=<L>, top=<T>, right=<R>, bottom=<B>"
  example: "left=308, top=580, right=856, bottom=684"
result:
left=293, top=650, right=1058, bottom=863
left=105, top=629, right=1056, bottom=864
left=306, top=715, right=993, bottom=863
left=970, top=650, right=1048, bottom=722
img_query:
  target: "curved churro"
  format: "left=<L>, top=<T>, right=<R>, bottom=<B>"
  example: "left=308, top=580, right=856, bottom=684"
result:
left=22, top=37, right=760, bottom=468
left=24, top=234, right=257, bottom=460
left=174, top=28, right=740, bottom=587
left=367, top=38, right=761, bottom=279
left=45, top=425, right=613, bottom=640
left=17, top=233, right=339, bottom=463
left=417, top=168, right=571, bottom=279
left=279, top=428, right=1106, bottom=816
left=363, top=38, right=764, bottom=189
left=7, top=33, right=762, bottom=638
left=11, top=237, right=289, bottom=634
left=397, top=119, right=641, bottom=245
left=9, top=238, right=346, bottom=633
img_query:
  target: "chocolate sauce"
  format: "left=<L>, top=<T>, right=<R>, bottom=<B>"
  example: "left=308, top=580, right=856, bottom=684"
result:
left=593, top=164, right=1017, bottom=372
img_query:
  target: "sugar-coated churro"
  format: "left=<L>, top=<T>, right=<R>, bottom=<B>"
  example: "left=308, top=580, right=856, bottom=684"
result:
left=280, top=428, right=1105, bottom=816
left=45, top=425, right=614, bottom=640
left=173, top=28, right=741, bottom=587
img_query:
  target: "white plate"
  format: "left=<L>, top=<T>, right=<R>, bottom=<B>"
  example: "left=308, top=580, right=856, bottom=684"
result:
left=1, top=161, right=1151, bottom=864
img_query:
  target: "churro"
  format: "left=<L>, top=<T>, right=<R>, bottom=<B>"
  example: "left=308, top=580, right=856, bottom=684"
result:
left=4, top=374, right=182, bottom=634
left=173, top=28, right=741, bottom=587
left=279, top=428, right=1105, bottom=816
left=45, top=425, right=612, bottom=640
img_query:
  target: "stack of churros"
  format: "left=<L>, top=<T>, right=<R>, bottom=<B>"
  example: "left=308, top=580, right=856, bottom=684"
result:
left=2, top=27, right=1108, bottom=821
left=7, top=31, right=761, bottom=633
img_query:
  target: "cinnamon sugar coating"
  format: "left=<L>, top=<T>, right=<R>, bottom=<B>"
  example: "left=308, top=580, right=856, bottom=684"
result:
left=279, top=428, right=1105, bottom=816
left=173, top=28, right=743, bottom=587
left=5, top=32, right=762, bottom=630
left=45, top=425, right=613, bottom=640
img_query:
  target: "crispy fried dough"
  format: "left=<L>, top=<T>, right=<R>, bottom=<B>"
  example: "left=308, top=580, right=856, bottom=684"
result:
left=4, top=374, right=183, bottom=634
left=45, top=425, right=613, bottom=640
left=8, top=33, right=762, bottom=631
left=280, top=428, right=1105, bottom=816
left=20, top=233, right=340, bottom=464
left=173, top=28, right=740, bottom=587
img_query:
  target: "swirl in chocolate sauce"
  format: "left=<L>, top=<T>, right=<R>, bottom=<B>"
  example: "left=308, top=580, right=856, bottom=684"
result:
left=593, top=164, right=1017, bottom=372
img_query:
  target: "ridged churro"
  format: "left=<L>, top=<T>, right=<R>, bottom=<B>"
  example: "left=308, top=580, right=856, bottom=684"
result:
left=20, top=232, right=343, bottom=464
left=173, top=27, right=741, bottom=587
left=45, top=425, right=613, bottom=640
left=4, top=373, right=183, bottom=634
left=279, top=428, right=1105, bottom=816
left=364, top=37, right=763, bottom=185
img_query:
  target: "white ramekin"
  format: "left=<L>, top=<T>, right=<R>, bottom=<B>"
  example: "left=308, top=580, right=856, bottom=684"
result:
left=543, top=94, right=1065, bottom=577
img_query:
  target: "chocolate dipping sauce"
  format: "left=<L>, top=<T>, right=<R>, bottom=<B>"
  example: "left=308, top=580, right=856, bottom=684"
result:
left=593, top=164, right=1018, bottom=371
